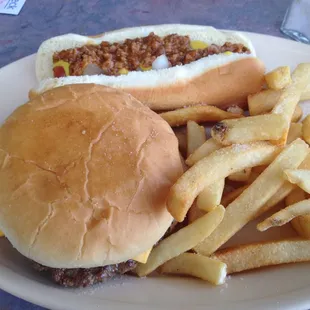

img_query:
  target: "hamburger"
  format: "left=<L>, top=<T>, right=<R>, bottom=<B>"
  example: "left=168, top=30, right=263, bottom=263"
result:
left=0, top=84, right=183, bottom=287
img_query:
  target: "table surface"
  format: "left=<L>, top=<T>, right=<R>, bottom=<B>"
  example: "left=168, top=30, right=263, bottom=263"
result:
left=0, top=0, right=293, bottom=309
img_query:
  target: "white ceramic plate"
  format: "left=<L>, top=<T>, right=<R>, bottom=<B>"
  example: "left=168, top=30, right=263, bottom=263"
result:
left=0, top=32, right=310, bottom=310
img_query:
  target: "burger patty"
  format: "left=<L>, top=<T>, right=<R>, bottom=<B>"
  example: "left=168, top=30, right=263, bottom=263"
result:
left=53, top=32, right=250, bottom=77
left=32, top=260, right=137, bottom=288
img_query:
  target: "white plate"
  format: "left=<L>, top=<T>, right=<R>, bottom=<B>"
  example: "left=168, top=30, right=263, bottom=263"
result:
left=1, top=32, right=310, bottom=310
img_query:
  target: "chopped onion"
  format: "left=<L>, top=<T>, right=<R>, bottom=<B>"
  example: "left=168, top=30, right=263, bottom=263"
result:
left=83, top=63, right=104, bottom=76
left=152, top=54, right=170, bottom=70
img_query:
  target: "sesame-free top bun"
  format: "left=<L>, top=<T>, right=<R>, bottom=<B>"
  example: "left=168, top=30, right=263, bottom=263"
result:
left=0, top=84, right=183, bottom=268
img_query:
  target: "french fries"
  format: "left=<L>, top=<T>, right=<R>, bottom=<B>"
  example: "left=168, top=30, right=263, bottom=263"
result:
left=264, top=66, right=292, bottom=90
left=185, top=138, right=222, bottom=166
left=194, top=139, right=309, bottom=256
left=287, top=123, right=303, bottom=144
left=284, top=169, right=310, bottom=193
left=258, top=182, right=296, bottom=216
left=197, top=179, right=225, bottom=212
left=188, top=202, right=205, bottom=223
left=248, top=89, right=281, bottom=116
left=160, top=253, right=227, bottom=285
left=167, top=142, right=280, bottom=222
left=302, top=115, right=310, bottom=144
left=159, top=105, right=242, bottom=127
left=135, top=206, right=225, bottom=277
left=291, top=104, right=303, bottom=123
left=211, top=114, right=286, bottom=146
left=187, top=121, right=206, bottom=156
left=211, top=239, right=310, bottom=274
left=228, top=168, right=251, bottom=182
left=286, top=188, right=310, bottom=239
left=272, top=63, right=310, bottom=145
left=257, top=199, right=310, bottom=231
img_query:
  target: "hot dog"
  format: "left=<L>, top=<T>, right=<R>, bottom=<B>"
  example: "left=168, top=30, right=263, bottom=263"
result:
left=32, top=24, right=265, bottom=110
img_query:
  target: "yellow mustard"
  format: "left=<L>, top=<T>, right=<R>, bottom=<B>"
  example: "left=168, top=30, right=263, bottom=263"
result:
left=119, top=68, right=129, bottom=75
left=190, top=40, right=208, bottom=50
left=139, top=65, right=152, bottom=72
left=224, top=51, right=233, bottom=55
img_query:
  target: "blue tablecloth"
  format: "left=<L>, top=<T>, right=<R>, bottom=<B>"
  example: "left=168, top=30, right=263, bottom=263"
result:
left=0, top=0, right=292, bottom=309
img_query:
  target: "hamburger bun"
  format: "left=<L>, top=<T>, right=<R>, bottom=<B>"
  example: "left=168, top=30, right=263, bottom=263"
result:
left=0, top=84, right=183, bottom=268
left=32, top=24, right=265, bottom=110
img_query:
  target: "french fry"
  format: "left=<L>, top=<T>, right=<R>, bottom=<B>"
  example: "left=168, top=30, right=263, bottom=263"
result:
left=291, top=105, right=303, bottom=123
left=221, top=185, right=248, bottom=207
left=167, top=142, right=280, bottom=222
left=258, top=182, right=296, bottom=216
left=187, top=121, right=206, bottom=157
left=284, top=169, right=310, bottom=193
left=264, top=66, right=292, bottom=90
left=160, top=253, right=227, bottom=285
left=302, top=115, right=310, bottom=144
left=211, top=239, right=310, bottom=274
left=159, top=105, right=242, bottom=127
left=287, top=123, right=303, bottom=144
left=185, top=138, right=222, bottom=166
left=197, top=179, right=225, bottom=212
left=257, top=199, right=310, bottom=231
left=211, top=114, right=286, bottom=146
left=286, top=188, right=310, bottom=239
left=135, top=206, right=225, bottom=277
left=272, top=63, right=310, bottom=145
left=248, top=89, right=281, bottom=116
left=301, top=84, right=310, bottom=101
left=194, top=139, right=309, bottom=256
left=228, top=168, right=252, bottom=182
left=249, top=80, right=310, bottom=116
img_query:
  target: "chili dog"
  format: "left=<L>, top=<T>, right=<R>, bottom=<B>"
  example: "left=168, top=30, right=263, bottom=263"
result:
left=32, top=24, right=265, bottom=110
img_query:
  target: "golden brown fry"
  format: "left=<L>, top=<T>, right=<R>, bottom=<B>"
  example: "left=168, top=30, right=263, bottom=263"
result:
left=287, top=123, right=303, bottom=144
left=286, top=187, right=310, bottom=239
left=284, top=169, right=310, bottom=193
left=211, top=114, right=286, bottom=146
left=257, top=199, right=310, bottom=231
left=167, top=142, right=280, bottom=222
left=194, top=139, right=309, bottom=256
left=159, top=105, right=242, bottom=127
left=187, top=121, right=206, bottom=157
left=228, top=168, right=252, bottom=182
left=160, top=253, right=227, bottom=285
left=211, top=238, right=310, bottom=274
left=185, top=138, right=222, bottom=166
left=248, top=89, right=281, bottom=116
left=272, top=63, right=310, bottom=145
left=258, top=182, right=296, bottom=216
left=264, top=66, right=292, bottom=90
left=197, top=179, right=225, bottom=212
left=135, top=205, right=225, bottom=277
left=291, top=105, right=303, bottom=123
left=302, top=115, right=310, bottom=144
left=221, top=185, right=248, bottom=207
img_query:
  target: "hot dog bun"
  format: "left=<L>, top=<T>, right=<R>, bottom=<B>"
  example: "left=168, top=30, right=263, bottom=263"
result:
left=33, top=24, right=265, bottom=110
